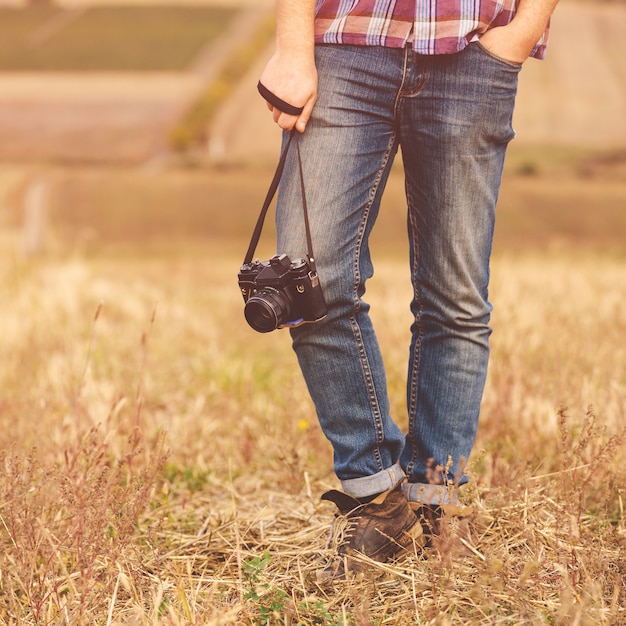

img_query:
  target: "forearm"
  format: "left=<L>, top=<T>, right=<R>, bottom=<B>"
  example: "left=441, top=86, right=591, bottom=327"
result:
left=274, top=0, right=316, bottom=57
left=511, top=0, right=560, bottom=43
left=259, top=0, right=318, bottom=131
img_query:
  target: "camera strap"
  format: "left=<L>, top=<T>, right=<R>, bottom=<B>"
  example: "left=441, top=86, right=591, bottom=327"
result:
left=243, top=130, right=318, bottom=274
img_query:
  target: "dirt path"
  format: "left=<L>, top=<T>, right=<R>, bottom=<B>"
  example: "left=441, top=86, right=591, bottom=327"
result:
left=0, top=1, right=623, bottom=166
left=0, top=0, right=272, bottom=164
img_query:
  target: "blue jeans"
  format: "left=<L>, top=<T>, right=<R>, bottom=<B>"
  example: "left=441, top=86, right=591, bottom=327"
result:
left=276, top=42, right=521, bottom=504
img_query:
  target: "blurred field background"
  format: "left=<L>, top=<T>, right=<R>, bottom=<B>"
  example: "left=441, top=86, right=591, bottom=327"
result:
left=0, top=0, right=625, bottom=623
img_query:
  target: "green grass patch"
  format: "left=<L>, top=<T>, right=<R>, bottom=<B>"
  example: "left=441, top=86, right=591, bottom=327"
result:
left=0, top=6, right=237, bottom=71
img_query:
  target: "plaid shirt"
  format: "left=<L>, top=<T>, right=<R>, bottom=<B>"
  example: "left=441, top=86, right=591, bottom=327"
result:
left=314, top=0, right=549, bottom=59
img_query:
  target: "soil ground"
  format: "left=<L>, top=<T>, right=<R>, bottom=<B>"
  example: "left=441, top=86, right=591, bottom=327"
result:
left=0, top=0, right=272, bottom=164
left=0, top=0, right=624, bottom=167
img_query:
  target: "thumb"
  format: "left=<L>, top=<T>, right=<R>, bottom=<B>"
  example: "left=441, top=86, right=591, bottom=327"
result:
left=295, top=100, right=315, bottom=133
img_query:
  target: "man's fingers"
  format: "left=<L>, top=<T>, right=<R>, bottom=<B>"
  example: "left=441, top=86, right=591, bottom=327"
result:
left=258, top=80, right=316, bottom=132
left=275, top=111, right=299, bottom=131
left=258, top=81, right=305, bottom=116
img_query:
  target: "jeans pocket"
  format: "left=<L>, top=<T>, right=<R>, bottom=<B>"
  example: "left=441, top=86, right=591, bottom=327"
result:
left=472, top=40, right=524, bottom=70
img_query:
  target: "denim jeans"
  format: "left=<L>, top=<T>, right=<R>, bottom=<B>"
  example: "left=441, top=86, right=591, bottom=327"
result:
left=276, top=42, right=521, bottom=504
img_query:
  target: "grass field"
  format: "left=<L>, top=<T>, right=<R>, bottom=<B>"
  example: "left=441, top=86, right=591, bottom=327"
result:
left=0, top=6, right=237, bottom=71
left=0, top=155, right=624, bottom=623
left=0, top=1, right=624, bottom=621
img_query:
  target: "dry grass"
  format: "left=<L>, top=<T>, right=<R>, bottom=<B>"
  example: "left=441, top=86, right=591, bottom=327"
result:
left=0, top=234, right=624, bottom=623
left=0, top=0, right=624, bottom=619
left=1, top=152, right=625, bottom=624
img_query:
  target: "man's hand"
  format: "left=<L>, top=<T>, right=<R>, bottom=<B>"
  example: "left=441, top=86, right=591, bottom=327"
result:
left=479, top=0, right=559, bottom=64
left=478, top=23, right=537, bottom=65
left=259, top=52, right=317, bottom=133
left=258, top=0, right=317, bottom=132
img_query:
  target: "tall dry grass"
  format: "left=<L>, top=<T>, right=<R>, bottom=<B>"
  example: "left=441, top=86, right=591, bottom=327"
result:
left=0, top=228, right=624, bottom=622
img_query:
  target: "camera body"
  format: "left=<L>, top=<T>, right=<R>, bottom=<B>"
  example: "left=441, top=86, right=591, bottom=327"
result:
left=238, top=254, right=327, bottom=333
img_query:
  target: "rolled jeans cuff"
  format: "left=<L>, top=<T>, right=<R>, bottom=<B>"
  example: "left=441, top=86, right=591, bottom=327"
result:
left=340, top=463, right=405, bottom=499
left=403, top=482, right=459, bottom=506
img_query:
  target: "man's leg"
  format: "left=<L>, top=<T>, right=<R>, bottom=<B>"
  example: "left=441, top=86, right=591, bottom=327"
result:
left=276, top=44, right=409, bottom=498
left=398, top=42, right=522, bottom=505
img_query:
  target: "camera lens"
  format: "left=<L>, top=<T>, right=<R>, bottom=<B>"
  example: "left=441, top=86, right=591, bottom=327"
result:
left=244, top=289, right=291, bottom=333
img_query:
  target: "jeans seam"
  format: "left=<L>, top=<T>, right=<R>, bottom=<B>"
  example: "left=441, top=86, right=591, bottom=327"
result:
left=350, top=134, right=398, bottom=473
left=349, top=316, right=384, bottom=469
left=393, top=46, right=410, bottom=118
left=473, top=40, right=524, bottom=70
left=396, top=46, right=429, bottom=109
left=405, top=184, right=422, bottom=479
left=397, top=45, right=424, bottom=480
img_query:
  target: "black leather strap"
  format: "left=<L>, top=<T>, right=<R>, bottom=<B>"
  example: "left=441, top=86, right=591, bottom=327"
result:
left=257, top=81, right=304, bottom=116
left=295, top=137, right=317, bottom=273
left=243, top=130, right=317, bottom=274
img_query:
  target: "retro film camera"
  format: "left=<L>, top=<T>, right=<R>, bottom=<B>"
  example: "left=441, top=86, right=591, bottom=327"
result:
left=239, top=254, right=327, bottom=333
left=238, top=130, right=327, bottom=333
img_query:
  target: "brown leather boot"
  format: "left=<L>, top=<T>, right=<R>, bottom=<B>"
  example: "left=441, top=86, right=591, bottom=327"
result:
left=410, top=503, right=476, bottom=562
left=318, top=483, right=425, bottom=582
